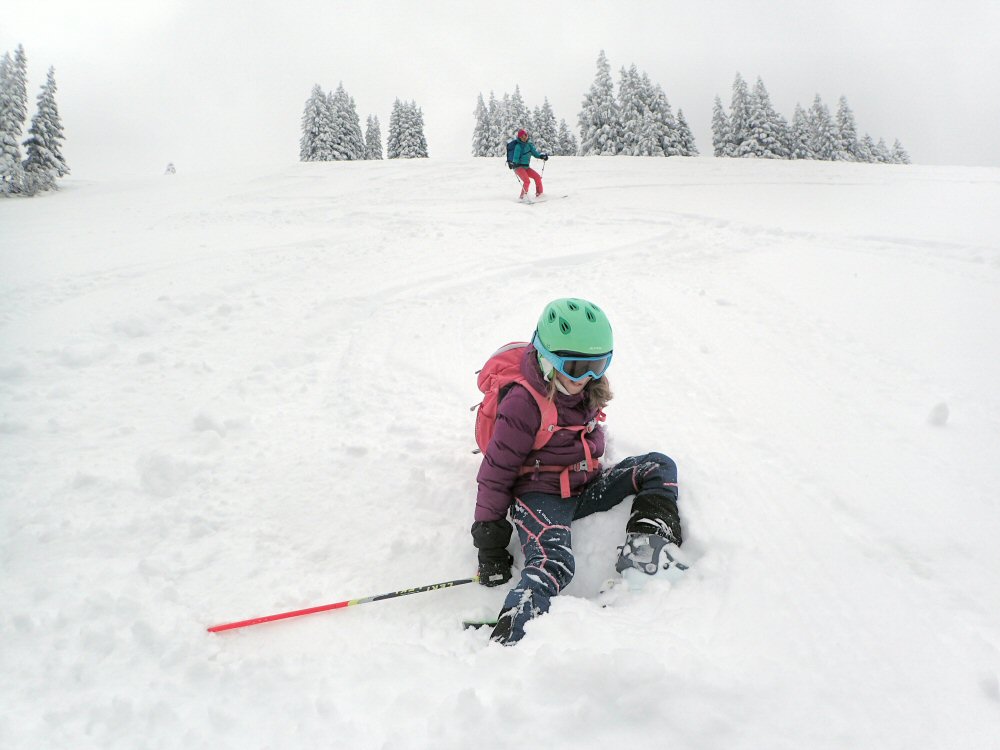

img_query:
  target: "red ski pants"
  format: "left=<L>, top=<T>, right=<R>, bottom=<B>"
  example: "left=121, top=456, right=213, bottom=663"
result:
left=514, top=167, right=543, bottom=196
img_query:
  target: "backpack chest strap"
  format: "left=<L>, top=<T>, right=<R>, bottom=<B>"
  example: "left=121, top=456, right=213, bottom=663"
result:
left=518, top=427, right=601, bottom=498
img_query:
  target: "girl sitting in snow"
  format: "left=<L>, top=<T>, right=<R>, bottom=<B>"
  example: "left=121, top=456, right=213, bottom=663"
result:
left=472, top=298, right=687, bottom=645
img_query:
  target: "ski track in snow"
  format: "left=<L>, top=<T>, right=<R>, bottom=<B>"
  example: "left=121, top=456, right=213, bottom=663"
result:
left=2, top=157, right=999, bottom=749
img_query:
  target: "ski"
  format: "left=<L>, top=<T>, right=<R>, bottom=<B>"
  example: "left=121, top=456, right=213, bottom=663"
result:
left=520, top=194, right=569, bottom=205
left=462, top=619, right=498, bottom=630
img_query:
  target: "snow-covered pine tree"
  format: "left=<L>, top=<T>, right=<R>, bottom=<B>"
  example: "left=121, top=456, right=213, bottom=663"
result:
left=651, top=82, right=681, bottom=157
left=617, top=64, right=645, bottom=156
left=834, top=95, right=859, bottom=161
left=531, top=105, right=547, bottom=151
left=486, top=91, right=504, bottom=156
left=392, top=101, right=428, bottom=159
left=325, top=90, right=338, bottom=154
left=472, top=93, right=490, bottom=156
left=873, top=137, right=892, bottom=163
left=578, top=50, right=622, bottom=155
left=326, top=83, right=364, bottom=161
left=676, top=109, right=698, bottom=156
left=857, top=133, right=877, bottom=163
left=300, top=84, right=334, bottom=161
left=497, top=93, right=511, bottom=143
left=364, top=115, right=383, bottom=159
left=386, top=99, right=403, bottom=159
left=509, top=86, right=532, bottom=136
left=890, top=138, right=910, bottom=164
left=497, top=92, right=520, bottom=149
left=618, top=67, right=672, bottom=157
left=325, top=90, right=338, bottom=156
left=729, top=73, right=751, bottom=157
left=775, top=111, right=793, bottom=158
left=532, top=98, right=558, bottom=154
left=346, top=96, right=365, bottom=159
left=325, top=90, right=341, bottom=159
left=789, top=104, right=814, bottom=160
left=711, top=96, right=732, bottom=157
left=1, top=46, right=29, bottom=195
left=396, top=102, right=414, bottom=158
left=22, top=66, right=69, bottom=190
left=409, top=101, right=429, bottom=158
left=742, top=76, right=787, bottom=158
left=808, top=94, right=837, bottom=161
left=12, top=46, right=27, bottom=122
left=0, top=52, right=18, bottom=194
left=557, top=118, right=577, bottom=155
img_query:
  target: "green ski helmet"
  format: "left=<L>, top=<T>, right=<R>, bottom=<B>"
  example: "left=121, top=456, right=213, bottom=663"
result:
left=536, top=298, right=613, bottom=354
left=534, top=298, right=614, bottom=380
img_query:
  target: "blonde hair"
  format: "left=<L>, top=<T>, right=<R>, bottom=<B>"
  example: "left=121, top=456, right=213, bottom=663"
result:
left=546, top=376, right=613, bottom=411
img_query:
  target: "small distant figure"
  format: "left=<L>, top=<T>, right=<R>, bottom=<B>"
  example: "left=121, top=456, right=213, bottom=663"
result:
left=506, top=129, right=548, bottom=200
left=165, top=162, right=176, bottom=175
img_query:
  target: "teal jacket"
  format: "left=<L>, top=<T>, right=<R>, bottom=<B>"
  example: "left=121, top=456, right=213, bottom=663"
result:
left=510, top=139, right=544, bottom=168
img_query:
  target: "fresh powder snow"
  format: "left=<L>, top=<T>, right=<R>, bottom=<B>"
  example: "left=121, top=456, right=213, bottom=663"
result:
left=2, top=156, right=999, bottom=749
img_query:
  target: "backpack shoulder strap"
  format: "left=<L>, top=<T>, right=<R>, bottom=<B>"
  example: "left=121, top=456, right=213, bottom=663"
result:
left=509, top=376, right=559, bottom=451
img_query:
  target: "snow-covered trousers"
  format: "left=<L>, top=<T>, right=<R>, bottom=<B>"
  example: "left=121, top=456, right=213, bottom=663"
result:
left=514, top=166, right=542, bottom=197
left=498, top=452, right=679, bottom=643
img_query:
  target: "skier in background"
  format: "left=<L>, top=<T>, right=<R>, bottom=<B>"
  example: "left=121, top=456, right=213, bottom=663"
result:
left=472, top=298, right=689, bottom=645
left=507, top=129, right=548, bottom=200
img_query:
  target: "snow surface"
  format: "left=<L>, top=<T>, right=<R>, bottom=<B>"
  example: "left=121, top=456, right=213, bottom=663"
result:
left=2, top=157, right=1000, bottom=749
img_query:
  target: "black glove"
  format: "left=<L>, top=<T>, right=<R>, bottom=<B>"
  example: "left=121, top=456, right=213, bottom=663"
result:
left=540, top=154, right=549, bottom=160
left=472, top=519, right=514, bottom=587
left=478, top=551, right=514, bottom=587
left=507, top=160, right=515, bottom=170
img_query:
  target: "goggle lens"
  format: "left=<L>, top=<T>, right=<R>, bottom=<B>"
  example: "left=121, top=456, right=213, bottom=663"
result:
left=533, top=333, right=612, bottom=382
left=562, top=356, right=610, bottom=379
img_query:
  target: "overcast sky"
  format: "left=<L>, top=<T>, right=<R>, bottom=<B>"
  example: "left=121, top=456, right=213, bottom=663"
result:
left=5, top=0, right=999, bottom=177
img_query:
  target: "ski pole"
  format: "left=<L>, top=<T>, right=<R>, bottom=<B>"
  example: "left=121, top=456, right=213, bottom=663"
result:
left=207, top=575, right=479, bottom=633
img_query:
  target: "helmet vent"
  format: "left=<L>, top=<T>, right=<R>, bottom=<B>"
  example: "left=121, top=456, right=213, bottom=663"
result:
left=558, top=317, right=571, bottom=334
left=566, top=300, right=580, bottom=311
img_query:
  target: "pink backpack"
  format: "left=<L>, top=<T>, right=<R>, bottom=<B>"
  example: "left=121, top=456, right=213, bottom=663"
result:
left=473, top=342, right=558, bottom=455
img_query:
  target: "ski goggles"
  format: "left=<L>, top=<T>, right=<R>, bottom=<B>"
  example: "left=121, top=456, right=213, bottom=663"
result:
left=532, top=332, right=613, bottom=382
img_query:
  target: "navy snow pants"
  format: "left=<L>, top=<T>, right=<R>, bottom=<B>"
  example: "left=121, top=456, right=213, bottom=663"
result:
left=498, top=452, right=679, bottom=643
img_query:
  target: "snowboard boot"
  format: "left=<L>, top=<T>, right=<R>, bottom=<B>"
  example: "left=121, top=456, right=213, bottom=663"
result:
left=614, top=533, right=691, bottom=591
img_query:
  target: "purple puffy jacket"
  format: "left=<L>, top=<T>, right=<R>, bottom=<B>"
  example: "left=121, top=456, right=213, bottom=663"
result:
left=474, top=346, right=606, bottom=522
